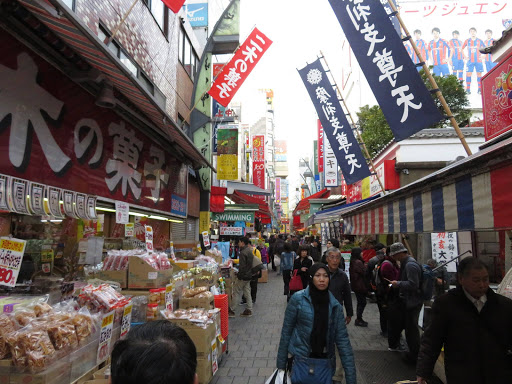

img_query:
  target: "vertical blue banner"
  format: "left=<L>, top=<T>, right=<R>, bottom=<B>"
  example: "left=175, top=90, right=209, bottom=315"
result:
left=298, top=59, right=371, bottom=185
left=328, top=0, right=443, bottom=141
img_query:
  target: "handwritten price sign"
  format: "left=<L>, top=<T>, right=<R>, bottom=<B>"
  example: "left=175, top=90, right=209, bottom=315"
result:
left=97, top=311, right=114, bottom=364
left=0, top=238, right=26, bottom=287
left=120, top=303, right=133, bottom=338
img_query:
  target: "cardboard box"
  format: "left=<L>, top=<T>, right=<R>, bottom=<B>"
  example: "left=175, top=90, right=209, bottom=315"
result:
left=94, top=269, right=128, bottom=288
left=196, top=358, right=212, bottom=384
left=168, top=320, right=216, bottom=357
left=84, top=380, right=109, bottom=384
left=173, top=260, right=196, bottom=270
left=179, top=294, right=214, bottom=310
left=258, top=269, right=268, bottom=283
left=93, top=365, right=110, bottom=380
left=128, top=257, right=173, bottom=289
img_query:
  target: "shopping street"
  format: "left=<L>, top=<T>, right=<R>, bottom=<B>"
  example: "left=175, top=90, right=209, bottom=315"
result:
left=213, top=269, right=419, bottom=384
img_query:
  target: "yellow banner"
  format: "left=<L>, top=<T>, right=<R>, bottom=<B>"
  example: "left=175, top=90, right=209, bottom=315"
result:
left=199, top=211, right=210, bottom=233
left=361, top=177, right=370, bottom=199
left=218, top=154, right=238, bottom=180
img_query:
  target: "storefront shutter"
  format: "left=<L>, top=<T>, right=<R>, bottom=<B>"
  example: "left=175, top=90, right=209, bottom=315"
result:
left=186, top=218, right=198, bottom=241
left=171, top=221, right=186, bottom=240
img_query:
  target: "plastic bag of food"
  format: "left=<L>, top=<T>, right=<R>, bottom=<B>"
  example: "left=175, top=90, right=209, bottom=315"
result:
left=34, top=302, right=53, bottom=318
left=0, top=314, right=17, bottom=359
left=182, top=286, right=207, bottom=298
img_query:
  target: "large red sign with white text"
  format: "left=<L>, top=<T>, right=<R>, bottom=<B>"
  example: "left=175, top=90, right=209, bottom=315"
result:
left=481, top=53, right=512, bottom=141
left=208, top=27, right=272, bottom=107
left=0, top=31, right=188, bottom=217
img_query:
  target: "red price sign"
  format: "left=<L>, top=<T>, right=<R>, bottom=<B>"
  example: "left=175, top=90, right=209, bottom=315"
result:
left=0, top=238, right=26, bottom=287
left=0, top=267, right=14, bottom=285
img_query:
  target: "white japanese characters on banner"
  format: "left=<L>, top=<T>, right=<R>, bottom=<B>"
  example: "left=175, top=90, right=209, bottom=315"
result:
left=0, top=237, right=27, bottom=287
left=431, top=232, right=458, bottom=272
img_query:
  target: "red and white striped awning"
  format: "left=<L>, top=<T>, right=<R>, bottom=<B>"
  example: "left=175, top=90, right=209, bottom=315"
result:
left=341, top=136, right=512, bottom=235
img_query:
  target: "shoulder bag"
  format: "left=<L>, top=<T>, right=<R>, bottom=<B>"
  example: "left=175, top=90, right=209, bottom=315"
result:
left=290, top=356, right=333, bottom=384
left=289, top=269, right=304, bottom=291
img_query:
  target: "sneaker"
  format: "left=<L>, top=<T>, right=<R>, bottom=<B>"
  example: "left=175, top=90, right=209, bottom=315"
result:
left=228, top=309, right=236, bottom=318
left=355, top=319, right=368, bottom=327
left=388, top=346, right=406, bottom=352
left=240, top=309, right=252, bottom=317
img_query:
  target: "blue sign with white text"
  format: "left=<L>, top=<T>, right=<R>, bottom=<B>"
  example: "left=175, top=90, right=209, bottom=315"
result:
left=184, top=3, right=208, bottom=28
left=298, top=59, right=371, bottom=185
left=328, top=0, right=443, bottom=141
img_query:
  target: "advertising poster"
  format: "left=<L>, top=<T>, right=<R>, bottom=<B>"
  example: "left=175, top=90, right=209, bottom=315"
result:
left=431, top=232, right=459, bottom=272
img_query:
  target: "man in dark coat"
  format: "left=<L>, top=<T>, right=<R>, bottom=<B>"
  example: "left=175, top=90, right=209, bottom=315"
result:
left=416, top=257, right=512, bottom=384
left=309, top=237, right=321, bottom=262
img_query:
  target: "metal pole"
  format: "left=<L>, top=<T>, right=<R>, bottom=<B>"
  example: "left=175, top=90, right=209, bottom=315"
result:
left=387, top=0, right=473, bottom=157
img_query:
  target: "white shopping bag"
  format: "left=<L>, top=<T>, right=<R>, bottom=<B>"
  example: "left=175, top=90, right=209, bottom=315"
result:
left=265, top=369, right=290, bottom=384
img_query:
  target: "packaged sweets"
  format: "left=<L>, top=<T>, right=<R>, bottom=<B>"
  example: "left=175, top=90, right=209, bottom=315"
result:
left=0, top=314, right=16, bottom=359
left=72, top=313, right=93, bottom=343
left=48, top=321, right=78, bottom=350
left=34, top=303, right=53, bottom=318
left=14, top=311, right=36, bottom=327
left=182, top=286, right=207, bottom=298
left=149, top=289, right=161, bottom=305
left=146, top=303, right=158, bottom=321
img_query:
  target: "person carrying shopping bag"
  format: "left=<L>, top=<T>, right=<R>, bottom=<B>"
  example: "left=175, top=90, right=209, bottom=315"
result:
left=276, top=263, right=357, bottom=384
left=281, top=242, right=296, bottom=301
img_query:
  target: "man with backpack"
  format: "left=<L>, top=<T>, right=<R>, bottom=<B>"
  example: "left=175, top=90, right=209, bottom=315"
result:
left=388, top=242, right=423, bottom=364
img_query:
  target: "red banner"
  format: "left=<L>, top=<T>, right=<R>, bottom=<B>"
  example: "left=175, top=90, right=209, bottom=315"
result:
left=208, top=27, right=272, bottom=107
left=252, top=135, right=265, bottom=192
left=481, top=54, right=512, bottom=141
left=0, top=30, right=187, bottom=217
left=162, top=0, right=186, bottom=14
left=317, top=120, right=324, bottom=173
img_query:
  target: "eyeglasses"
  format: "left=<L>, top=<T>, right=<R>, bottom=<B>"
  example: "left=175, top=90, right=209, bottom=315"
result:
left=327, top=255, right=341, bottom=259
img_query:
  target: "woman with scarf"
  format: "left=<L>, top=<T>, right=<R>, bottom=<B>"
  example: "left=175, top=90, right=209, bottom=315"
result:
left=276, top=263, right=357, bottom=384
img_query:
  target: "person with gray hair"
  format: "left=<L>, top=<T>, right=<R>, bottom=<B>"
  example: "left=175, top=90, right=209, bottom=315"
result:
left=416, top=257, right=512, bottom=383
left=325, top=247, right=353, bottom=383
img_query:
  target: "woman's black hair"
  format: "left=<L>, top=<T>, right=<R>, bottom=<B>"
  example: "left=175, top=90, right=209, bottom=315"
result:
left=298, top=245, right=310, bottom=255
left=328, top=238, right=340, bottom=248
left=111, top=320, right=197, bottom=384
left=283, top=242, right=292, bottom=252
left=350, top=247, right=363, bottom=263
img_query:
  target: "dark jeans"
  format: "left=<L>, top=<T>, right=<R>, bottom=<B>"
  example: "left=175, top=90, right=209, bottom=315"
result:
left=250, top=274, right=258, bottom=302
left=282, top=269, right=291, bottom=295
left=387, top=299, right=422, bottom=359
left=376, top=296, right=388, bottom=333
left=271, top=254, right=277, bottom=271
left=355, top=291, right=367, bottom=320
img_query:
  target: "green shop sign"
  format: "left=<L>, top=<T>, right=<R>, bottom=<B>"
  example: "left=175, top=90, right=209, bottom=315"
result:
left=212, top=211, right=254, bottom=222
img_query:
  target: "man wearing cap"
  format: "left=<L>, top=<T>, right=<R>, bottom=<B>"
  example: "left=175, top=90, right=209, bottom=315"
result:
left=387, top=242, right=423, bottom=363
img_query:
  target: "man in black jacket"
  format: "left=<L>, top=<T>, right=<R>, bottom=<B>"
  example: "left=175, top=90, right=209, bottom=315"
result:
left=416, top=257, right=512, bottom=384
left=228, top=237, right=254, bottom=318
left=310, top=237, right=321, bottom=262
left=326, top=247, right=353, bottom=383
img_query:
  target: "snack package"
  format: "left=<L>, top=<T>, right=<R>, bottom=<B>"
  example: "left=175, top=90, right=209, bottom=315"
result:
left=48, top=321, right=79, bottom=351
left=158, top=253, right=171, bottom=270
left=0, top=314, right=17, bottom=359
left=21, top=327, right=56, bottom=372
left=34, top=303, right=53, bottom=318
left=182, top=286, right=207, bottom=298
left=5, top=330, right=27, bottom=367
left=72, top=312, right=94, bottom=343
left=14, top=310, right=36, bottom=327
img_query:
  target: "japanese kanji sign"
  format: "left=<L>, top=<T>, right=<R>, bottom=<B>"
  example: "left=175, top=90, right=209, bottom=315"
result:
left=208, top=27, right=273, bottom=107
left=0, top=31, right=188, bottom=217
left=252, top=135, right=265, bottom=191
left=317, top=120, right=324, bottom=174
left=431, top=232, right=458, bottom=272
left=328, top=0, right=444, bottom=141
left=298, top=61, right=371, bottom=185
left=0, top=237, right=26, bottom=287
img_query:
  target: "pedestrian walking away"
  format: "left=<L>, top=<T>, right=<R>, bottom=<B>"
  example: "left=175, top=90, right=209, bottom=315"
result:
left=349, top=247, right=369, bottom=327
left=276, top=263, right=357, bottom=384
left=291, top=245, right=313, bottom=294
left=416, top=257, right=512, bottom=384
left=325, top=247, right=354, bottom=383
left=388, top=242, right=423, bottom=363
left=280, top=242, right=296, bottom=301
left=373, top=250, right=400, bottom=337
left=228, top=236, right=254, bottom=318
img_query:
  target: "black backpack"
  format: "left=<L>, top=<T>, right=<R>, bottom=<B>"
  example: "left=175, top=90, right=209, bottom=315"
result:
left=420, top=265, right=436, bottom=301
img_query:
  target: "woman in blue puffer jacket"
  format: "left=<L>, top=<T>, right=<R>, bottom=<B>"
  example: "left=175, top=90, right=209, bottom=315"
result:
left=276, top=263, right=356, bottom=384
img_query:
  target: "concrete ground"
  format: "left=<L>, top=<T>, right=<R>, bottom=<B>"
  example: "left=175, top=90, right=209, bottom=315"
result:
left=211, top=268, right=420, bottom=384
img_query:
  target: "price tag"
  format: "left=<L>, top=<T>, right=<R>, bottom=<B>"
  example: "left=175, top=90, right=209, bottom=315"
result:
left=145, top=225, right=154, bottom=253
left=202, top=231, right=210, bottom=248
left=97, top=311, right=115, bottom=364
left=189, top=278, right=195, bottom=289
left=120, top=303, right=133, bottom=338
left=211, top=339, right=218, bottom=375
left=165, top=284, right=174, bottom=311
left=41, top=249, right=54, bottom=263
left=125, top=223, right=135, bottom=237
left=0, top=238, right=27, bottom=287
left=148, top=272, right=158, bottom=280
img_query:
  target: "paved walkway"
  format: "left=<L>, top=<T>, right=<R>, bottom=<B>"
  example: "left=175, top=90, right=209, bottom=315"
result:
left=212, top=268, right=418, bottom=384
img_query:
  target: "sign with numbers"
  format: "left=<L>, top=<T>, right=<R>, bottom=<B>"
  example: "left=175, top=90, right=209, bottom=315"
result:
left=120, top=303, right=133, bottom=338
left=145, top=225, right=154, bottom=253
left=165, top=284, right=174, bottom=311
left=97, top=311, right=115, bottom=364
left=431, top=232, right=458, bottom=272
left=0, top=237, right=26, bottom=287
left=202, top=231, right=210, bottom=248
left=125, top=223, right=134, bottom=237
left=115, top=201, right=129, bottom=224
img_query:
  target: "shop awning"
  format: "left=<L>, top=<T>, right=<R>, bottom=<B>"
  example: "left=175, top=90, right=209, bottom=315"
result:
left=225, top=181, right=271, bottom=196
left=229, top=191, right=272, bottom=221
left=11, top=0, right=212, bottom=170
left=340, top=136, right=512, bottom=235
left=294, top=189, right=331, bottom=214
left=304, top=195, right=381, bottom=228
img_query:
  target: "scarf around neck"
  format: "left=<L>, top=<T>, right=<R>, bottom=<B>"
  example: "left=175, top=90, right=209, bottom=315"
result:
left=308, top=263, right=330, bottom=357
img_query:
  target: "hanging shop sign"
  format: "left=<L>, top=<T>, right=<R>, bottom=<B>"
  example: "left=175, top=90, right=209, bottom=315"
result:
left=431, top=232, right=458, bottom=272
left=212, top=211, right=254, bottom=222
left=219, top=227, right=243, bottom=236
left=252, top=135, right=265, bottom=191
left=115, top=201, right=130, bottom=224
left=145, top=225, right=154, bottom=253
left=0, top=30, right=188, bottom=218
left=0, top=237, right=27, bottom=287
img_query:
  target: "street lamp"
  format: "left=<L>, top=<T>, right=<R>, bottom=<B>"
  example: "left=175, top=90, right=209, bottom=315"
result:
left=300, top=157, right=317, bottom=194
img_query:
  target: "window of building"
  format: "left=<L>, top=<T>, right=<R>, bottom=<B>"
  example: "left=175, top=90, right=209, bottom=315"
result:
left=138, top=72, right=154, bottom=94
left=178, top=115, right=190, bottom=136
left=178, top=27, right=199, bottom=81
left=120, top=51, right=138, bottom=77
left=142, top=0, right=167, bottom=33
left=62, top=0, right=75, bottom=10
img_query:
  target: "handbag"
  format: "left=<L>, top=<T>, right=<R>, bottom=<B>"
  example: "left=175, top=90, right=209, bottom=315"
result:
left=290, top=356, right=333, bottom=384
left=289, top=269, right=304, bottom=291
left=265, top=369, right=290, bottom=384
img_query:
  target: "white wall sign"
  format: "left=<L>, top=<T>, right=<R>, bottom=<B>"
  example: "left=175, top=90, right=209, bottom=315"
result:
left=431, top=232, right=458, bottom=272
left=219, top=227, right=243, bottom=236
left=115, top=200, right=129, bottom=224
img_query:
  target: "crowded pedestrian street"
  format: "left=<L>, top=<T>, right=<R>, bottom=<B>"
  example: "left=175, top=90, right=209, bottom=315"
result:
left=213, top=269, right=419, bottom=384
